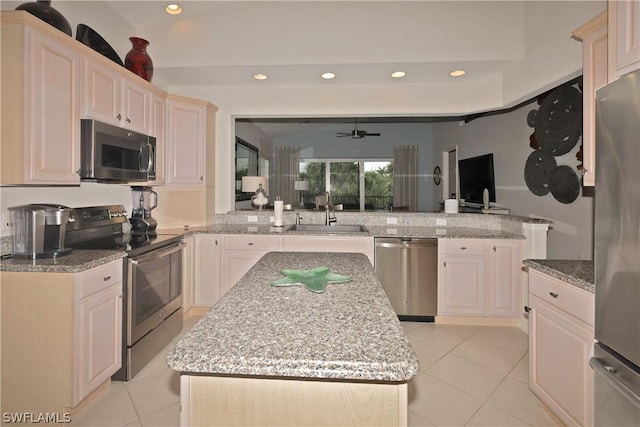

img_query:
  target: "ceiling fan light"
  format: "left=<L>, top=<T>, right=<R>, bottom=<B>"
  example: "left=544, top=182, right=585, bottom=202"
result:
left=449, top=69, right=467, bottom=77
left=165, top=4, right=183, bottom=15
left=321, top=72, right=336, bottom=80
left=390, top=71, right=406, bottom=78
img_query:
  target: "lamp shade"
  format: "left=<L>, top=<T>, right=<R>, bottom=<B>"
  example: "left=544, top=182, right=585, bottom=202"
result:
left=294, top=180, right=309, bottom=191
left=242, top=176, right=267, bottom=193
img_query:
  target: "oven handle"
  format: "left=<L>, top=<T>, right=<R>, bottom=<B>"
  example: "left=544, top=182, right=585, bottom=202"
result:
left=129, top=241, right=185, bottom=265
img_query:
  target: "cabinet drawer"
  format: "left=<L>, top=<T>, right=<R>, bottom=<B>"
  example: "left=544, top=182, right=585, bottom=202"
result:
left=223, top=234, right=282, bottom=251
left=439, top=239, right=486, bottom=256
left=529, top=269, right=594, bottom=326
left=76, top=260, right=123, bottom=299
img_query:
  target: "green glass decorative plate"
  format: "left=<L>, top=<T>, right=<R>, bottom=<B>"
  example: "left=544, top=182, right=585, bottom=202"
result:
left=271, top=266, right=352, bottom=293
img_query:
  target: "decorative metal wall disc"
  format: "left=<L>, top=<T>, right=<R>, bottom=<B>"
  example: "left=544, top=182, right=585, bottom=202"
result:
left=527, top=110, right=537, bottom=127
left=549, top=165, right=580, bottom=204
left=524, top=150, right=557, bottom=196
left=534, top=85, right=582, bottom=156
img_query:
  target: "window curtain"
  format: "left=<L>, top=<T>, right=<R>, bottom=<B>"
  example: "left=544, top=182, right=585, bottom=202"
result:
left=273, top=146, right=300, bottom=205
left=393, top=145, right=419, bottom=211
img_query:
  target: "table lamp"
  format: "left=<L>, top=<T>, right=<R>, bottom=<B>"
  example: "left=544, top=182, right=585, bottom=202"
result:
left=294, top=180, right=309, bottom=208
left=242, top=176, right=269, bottom=209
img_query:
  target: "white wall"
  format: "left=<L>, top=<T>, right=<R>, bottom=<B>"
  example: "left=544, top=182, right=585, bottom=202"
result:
left=432, top=102, right=594, bottom=260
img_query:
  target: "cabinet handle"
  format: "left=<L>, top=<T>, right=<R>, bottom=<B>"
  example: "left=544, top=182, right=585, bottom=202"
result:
left=549, top=292, right=559, bottom=298
left=103, top=275, right=111, bottom=281
left=460, top=247, right=467, bottom=250
left=493, top=246, right=496, bottom=252
left=116, top=113, right=122, bottom=120
left=126, top=117, right=131, bottom=123
left=443, top=261, right=447, bottom=267
left=200, top=176, right=203, bottom=181
left=247, top=242, right=254, bottom=246
left=215, top=240, right=219, bottom=245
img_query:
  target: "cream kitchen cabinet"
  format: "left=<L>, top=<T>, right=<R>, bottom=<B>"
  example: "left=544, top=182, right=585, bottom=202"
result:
left=194, top=234, right=222, bottom=306
left=1, top=12, right=82, bottom=185
left=166, top=95, right=213, bottom=185
left=283, top=235, right=374, bottom=265
left=182, top=234, right=196, bottom=311
left=221, top=235, right=283, bottom=295
left=608, top=0, right=640, bottom=81
left=438, top=239, right=522, bottom=317
left=1, top=260, right=123, bottom=413
left=528, top=268, right=594, bottom=427
left=438, top=239, right=486, bottom=315
left=83, top=57, right=151, bottom=134
left=573, top=11, right=608, bottom=187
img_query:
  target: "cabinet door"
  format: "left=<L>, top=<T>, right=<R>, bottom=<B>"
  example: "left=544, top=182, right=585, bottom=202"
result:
left=76, top=284, right=122, bottom=405
left=221, top=250, right=264, bottom=294
left=529, top=295, right=594, bottom=426
left=194, top=234, right=221, bottom=306
left=28, top=30, right=82, bottom=183
left=122, top=79, right=150, bottom=133
left=83, top=59, right=121, bottom=126
left=166, top=98, right=206, bottom=185
left=150, top=92, right=166, bottom=184
left=438, top=255, right=485, bottom=315
left=489, top=240, right=520, bottom=316
left=609, top=0, right=640, bottom=80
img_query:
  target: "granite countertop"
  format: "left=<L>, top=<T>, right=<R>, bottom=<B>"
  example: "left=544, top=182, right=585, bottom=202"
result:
left=187, top=224, right=523, bottom=240
left=167, top=251, right=419, bottom=382
left=524, top=259, right=594, bottom=294
left=0, top=250, right=125, bottom=273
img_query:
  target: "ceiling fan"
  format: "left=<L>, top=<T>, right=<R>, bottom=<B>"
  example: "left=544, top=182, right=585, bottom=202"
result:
left=336, top=118, right=381, bottom=139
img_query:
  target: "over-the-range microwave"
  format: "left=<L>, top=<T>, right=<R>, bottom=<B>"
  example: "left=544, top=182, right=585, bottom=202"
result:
left=80, top=119, right=156, bottom=182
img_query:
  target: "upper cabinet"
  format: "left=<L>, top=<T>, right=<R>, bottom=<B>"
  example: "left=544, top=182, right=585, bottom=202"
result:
left=608, top=0, right=640, bottom=81
left=166, top=95, right=217, bottom=185
left=1, top=13, right=82, bottom=185
left=573, top=12, right=608, bottom=187
left=83, top=58, right=151, bottom=134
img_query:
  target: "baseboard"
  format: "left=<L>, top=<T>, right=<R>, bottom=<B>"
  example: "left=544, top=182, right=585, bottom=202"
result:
left=435, top=315, right=519, bottom=326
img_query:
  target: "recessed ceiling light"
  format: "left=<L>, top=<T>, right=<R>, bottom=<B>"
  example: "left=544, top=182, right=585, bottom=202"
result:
left=321, top=72, right=336, bottom=80
left=449, top=69, right=467, bottom=77
left=165, top=4, right=183, bottom=15
left=390, top=71, right=406, bottom=78
left=253, top=73, right=268, bottom=80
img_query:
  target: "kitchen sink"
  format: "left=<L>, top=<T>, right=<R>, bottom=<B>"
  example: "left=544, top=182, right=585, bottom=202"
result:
left=286, top=224, right=369, bottom=233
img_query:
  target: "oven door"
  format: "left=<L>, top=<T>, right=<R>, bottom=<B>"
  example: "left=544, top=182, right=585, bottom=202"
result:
left=127, top=241, right=184, bottom=345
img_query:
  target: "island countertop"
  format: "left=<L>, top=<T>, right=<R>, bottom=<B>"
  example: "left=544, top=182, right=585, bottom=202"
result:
left=167, top=251, right=419, bottom=382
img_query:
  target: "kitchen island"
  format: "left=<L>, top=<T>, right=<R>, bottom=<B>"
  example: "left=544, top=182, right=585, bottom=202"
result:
left=167, top=251, right=419, bottom=426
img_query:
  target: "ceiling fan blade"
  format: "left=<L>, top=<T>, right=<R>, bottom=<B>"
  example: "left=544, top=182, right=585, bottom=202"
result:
left=364, top=132, right=381, bottom=136
left=336, top=133, right=351, bottom=138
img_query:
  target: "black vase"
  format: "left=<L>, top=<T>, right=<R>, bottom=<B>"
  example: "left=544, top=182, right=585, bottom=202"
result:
left=15, top=0, right=72, bottom=36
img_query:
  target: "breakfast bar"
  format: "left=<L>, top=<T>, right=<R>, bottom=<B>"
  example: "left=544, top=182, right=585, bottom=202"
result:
left=167, top=251, right=419, bottom=426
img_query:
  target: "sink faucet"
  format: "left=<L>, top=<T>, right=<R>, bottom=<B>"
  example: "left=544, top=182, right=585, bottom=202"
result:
left=325, top=192, right=337, bottom=225
left=296, top=212, right=302, bottom=225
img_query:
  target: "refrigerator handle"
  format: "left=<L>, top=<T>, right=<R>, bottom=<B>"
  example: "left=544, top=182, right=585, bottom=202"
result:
left=590, top=357, right=640, bottom=408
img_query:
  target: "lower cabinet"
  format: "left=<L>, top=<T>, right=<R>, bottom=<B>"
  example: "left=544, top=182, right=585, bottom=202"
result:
left=438, top=239, right=521, bottom=317
left=528, top=269, right=594, bottom=426
left=194, top=234, right=221, bottom=306
left=1, top=260, right=123, bottom=412
left=221, top=235, right=283, bottom=294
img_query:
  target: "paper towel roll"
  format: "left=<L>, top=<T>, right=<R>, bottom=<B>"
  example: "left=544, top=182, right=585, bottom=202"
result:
left=274, top=200, right=284, bottom=227
left=444, top=199, right=458, bottom=214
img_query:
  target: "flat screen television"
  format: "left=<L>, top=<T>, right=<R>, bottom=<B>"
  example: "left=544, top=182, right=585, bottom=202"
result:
left=458, top=153, right=496, bottom=206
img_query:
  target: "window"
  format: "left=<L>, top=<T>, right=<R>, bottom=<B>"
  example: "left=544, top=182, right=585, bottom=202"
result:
left=235, top=138, right=259, bottom=202
left=299, top=160, right=393, bottom=210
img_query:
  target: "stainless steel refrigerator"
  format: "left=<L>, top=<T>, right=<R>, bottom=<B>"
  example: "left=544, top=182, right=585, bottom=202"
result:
left=592, top=68, right=640, bottom=426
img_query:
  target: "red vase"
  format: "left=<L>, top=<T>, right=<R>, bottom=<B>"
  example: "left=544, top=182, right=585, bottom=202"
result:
left=125, top=37, right=153, bottom=82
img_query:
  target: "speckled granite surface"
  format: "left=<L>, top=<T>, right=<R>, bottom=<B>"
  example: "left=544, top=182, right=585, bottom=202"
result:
left=167, top=252, right=419, bottom=382
left=0, top=250, right=124, bottom=273
left=524, top=259, right=594, bottom=294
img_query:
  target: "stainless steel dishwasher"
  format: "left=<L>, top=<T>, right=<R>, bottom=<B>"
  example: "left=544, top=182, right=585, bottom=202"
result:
left=375, top=237, right=438, bottom=321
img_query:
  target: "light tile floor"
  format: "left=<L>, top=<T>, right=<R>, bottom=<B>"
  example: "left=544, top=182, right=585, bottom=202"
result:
left=68, top=316, right=564, bottom=426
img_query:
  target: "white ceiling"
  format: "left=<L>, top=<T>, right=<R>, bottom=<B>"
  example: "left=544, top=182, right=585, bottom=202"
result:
left=104, top=1, right=527, bottom=87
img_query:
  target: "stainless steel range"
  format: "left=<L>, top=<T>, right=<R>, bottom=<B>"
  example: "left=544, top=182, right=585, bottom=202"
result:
left=65, top=205, right=184, bottom=381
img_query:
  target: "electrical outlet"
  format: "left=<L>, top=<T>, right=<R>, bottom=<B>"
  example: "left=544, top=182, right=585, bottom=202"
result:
left=436, top=218, right=447, bottom=226
left=386, top=217, right=398, bottom=225
left=247, top=216, right=258, bottom=223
